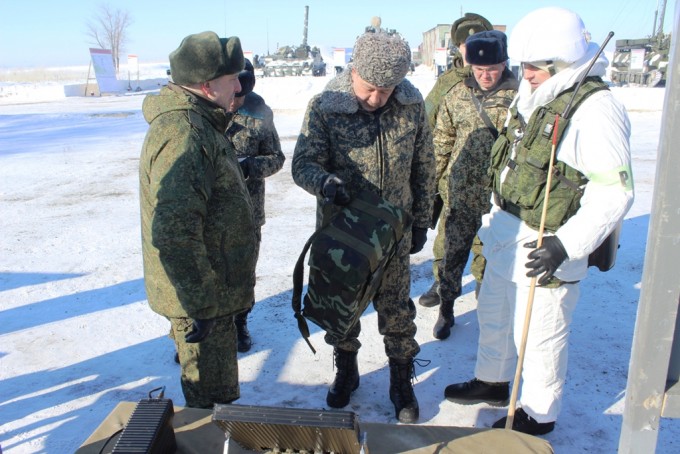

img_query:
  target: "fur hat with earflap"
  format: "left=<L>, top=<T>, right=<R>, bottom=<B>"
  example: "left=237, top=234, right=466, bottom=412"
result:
left=465, top=30, right=508, bottom=66
left=508, top=6, right=590, bottom=69
left=235, top=58, right=255, bottom=98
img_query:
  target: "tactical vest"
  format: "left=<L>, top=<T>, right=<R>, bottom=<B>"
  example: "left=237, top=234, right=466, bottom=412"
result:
left=489, top=77, right=608, bottom=232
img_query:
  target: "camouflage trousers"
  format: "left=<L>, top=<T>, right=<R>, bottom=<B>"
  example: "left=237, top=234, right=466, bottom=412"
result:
left=438, top=202, right=487, bottom=304
left=432, top=201, right=486, bottom=287
left=325, top=253, right=420, bottom=360
left=430, top=205, right=447, bottom=282
left=170, top=315, right=239, bottom=408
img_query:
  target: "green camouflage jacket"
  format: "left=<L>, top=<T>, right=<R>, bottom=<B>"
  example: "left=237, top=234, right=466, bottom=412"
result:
left=433, top=69, right=518, bottom=205
left=291, top=66, right=436, bottom=254
left=139, top=83, right=257, bottom=320
left=227, top=92, right=285, bottom=227
left=424, top=66, right=472, bottom=131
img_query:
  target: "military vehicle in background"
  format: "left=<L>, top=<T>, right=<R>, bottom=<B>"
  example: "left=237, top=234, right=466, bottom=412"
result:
left=262, top=5, right=324, bottom=77
left=610, top=0, right=670, bottom=87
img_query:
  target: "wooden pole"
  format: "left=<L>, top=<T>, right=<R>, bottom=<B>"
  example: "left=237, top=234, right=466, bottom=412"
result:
left=505, top=114, right=560, bottom=429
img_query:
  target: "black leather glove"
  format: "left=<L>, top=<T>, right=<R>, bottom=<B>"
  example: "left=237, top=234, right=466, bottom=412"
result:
left=410, top=226, right=428, bottom=254
left=185, top=318, right=216, bottom=343
left=321, top=174, right=351, bottom=205
left=525, top=236, right=569, bottom=286
left=239, top=157, right=251, bottom=179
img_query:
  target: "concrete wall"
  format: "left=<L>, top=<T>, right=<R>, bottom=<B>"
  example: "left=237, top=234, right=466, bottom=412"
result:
left=63, top=77, right=169, bottom=97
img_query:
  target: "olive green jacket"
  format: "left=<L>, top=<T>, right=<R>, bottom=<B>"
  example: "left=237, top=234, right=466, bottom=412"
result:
left=139, top=83, right=257, bottom=320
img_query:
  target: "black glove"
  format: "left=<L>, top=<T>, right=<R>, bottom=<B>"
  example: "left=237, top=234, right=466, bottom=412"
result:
left=321, top=174, right=351, bottom=205
left=410, top=226, right=428, bottom=254
left=238, top=157, right=251, bottom=179
left=185, top=318, right=216, bottom=343
left=525, top=236, right=568, bottom=286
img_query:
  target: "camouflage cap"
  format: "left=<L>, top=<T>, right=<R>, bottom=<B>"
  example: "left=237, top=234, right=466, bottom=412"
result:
left=452, top=13, right=493, bottom=46
left=169, top=31, right=244, bottom=85
left=352, top=32, right=411, bottom=88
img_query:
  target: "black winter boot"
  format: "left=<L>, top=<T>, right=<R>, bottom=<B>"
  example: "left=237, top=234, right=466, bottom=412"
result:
left=418, top=281, right=440, bottom=307
left=433, top=302, right=455, bottom=340
left=444, top=378, right=509, bottom=406
left=326, top=349, right=360, bottom=408
left=492, top=408, right=555, bottom=435
left=234, top=311, right=252, bottom=353
left=389, top=358, right=419, bottom=423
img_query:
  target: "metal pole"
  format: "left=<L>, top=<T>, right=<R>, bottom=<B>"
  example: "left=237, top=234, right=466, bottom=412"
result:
left=619, top=1, right=680, bottom=451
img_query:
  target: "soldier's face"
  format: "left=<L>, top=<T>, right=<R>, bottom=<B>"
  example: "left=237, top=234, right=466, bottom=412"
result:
left=471, top=63, right=505, bottom=91
left=351, top=69, right=395, bottom=112
left=204, top=73, right=241, bottom=110
left=521, top=63, right=552, bottom=91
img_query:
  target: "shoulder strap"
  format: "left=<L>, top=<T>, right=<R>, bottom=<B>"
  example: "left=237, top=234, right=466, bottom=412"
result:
left=469, top=88, right=499, bottom=139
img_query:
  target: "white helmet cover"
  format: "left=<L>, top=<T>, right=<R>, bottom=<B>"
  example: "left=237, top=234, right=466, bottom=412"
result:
left=508, top=7, right=590, bottom=64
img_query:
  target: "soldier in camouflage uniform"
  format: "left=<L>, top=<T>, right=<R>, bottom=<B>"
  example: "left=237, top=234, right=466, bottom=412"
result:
left=420, top=13, right=494, bottom=309
left=139, top=31, right=257, bottom=408
left=292, top=32, right=435, bottom=424
left=430, top=31, right=518, bottom=340
left=226, top=59, right=285, bottom=353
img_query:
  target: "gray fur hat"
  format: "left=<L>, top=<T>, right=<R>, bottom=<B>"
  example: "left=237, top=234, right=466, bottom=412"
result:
left=352, top=32, right=411, bottom=88
left=169, top=31, right=244, bottom=85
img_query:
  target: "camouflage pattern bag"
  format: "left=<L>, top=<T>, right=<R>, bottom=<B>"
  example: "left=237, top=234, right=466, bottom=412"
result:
left=292, top=190, right=412, bottom=353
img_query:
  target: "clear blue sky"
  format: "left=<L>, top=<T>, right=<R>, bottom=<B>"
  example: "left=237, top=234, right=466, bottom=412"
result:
left=0, top=0, right=675, bottom=68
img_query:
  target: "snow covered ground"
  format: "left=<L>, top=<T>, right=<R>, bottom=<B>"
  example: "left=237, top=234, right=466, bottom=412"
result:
left=0, top=64, right=677, bottom=453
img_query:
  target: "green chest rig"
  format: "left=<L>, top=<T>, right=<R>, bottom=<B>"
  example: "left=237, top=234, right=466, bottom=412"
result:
left=489, top=77, right=609, bottom=232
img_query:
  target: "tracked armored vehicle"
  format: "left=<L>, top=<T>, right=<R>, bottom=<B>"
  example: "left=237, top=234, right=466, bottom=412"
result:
left=610, top=0, right=671, bottom=87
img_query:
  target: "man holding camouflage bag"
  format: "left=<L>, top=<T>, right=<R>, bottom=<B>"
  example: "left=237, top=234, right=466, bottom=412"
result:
left=292, top=31, right=435, bottom=424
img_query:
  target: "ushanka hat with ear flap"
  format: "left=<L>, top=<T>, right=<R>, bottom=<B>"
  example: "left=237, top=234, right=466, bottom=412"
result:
left=465, top=30, right=508, bottom=65
left=235, top=58, right=255, bottom=97
left=169, top=31, right=244, bottom=85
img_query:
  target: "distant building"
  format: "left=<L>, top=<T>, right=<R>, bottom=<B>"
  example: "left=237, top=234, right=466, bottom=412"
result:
left=421, top=23, right=506, bottom=70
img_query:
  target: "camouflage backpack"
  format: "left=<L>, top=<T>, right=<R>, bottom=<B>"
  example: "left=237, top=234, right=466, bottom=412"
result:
left=292, top=190, right=412, bottom=353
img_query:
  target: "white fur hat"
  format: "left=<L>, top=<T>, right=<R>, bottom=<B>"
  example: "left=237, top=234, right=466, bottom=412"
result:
left=508, top=7, right=590, bottom=64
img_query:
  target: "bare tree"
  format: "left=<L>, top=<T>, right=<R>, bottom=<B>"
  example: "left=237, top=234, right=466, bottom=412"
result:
left=86, top=4, right=132, bottom=73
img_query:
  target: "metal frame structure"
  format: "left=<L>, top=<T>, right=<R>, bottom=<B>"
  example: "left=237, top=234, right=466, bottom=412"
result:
left=619, top=1, right=680, bottom=451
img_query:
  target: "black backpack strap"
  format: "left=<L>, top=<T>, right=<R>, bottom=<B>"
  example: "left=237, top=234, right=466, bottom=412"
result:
left=292, top=229, right=322, bottom=354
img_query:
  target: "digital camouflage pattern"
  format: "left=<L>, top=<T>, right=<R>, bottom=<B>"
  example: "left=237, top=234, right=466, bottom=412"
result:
left=425, top=66, right=471, bottom=132
left=489, top=78, right=608, bottom=233
left=433, top=69, right=518, bottom=304
left=139, top=83, right=257, bottom=408
left=140, top=83, right=257, bottom=320
left=171, top=315, right=240, bottom=408
left=423, top=65, right=471, bottom=280
left=292, top=66, right=435, bottom=359
left=295, top=191, right=412, bottom=348
left=226, top=91, right=285, bottom=227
